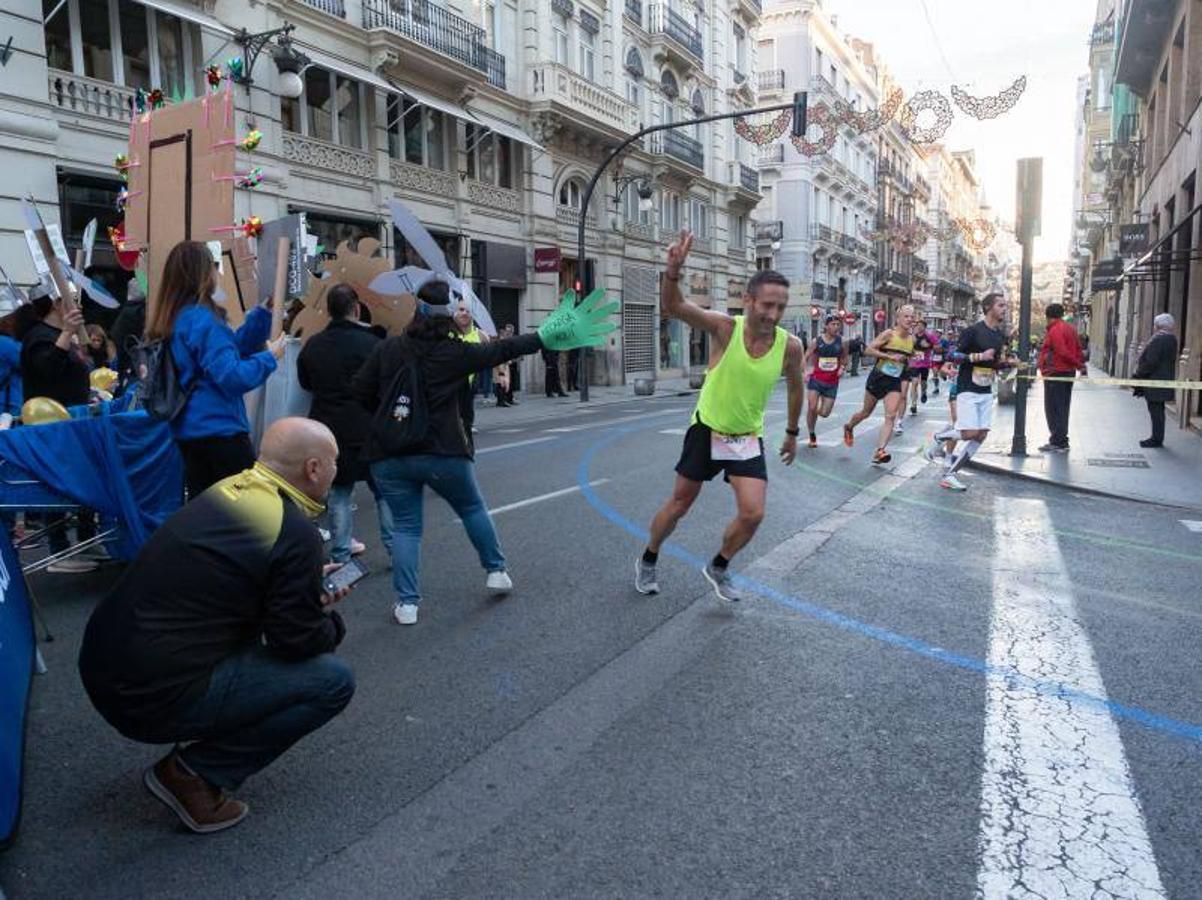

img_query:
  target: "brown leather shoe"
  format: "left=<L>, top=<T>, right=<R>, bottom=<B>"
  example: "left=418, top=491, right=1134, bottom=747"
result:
left=143, top=751, right=248, bottom=834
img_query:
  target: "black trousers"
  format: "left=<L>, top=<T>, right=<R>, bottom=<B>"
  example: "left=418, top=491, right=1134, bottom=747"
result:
left=545, top=365, right=564, bottom=397
left=1146, top=400, right=1166, bottom=444
left=178, top=432, right=256, bottom=499
left=1043, top=377, right=1074, bottom=447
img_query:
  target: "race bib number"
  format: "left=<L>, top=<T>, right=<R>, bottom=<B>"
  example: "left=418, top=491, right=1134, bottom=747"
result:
left=880, top=360, right=904, bottom=378
left=711, top=432, right=761, bottom=461
left=818, top=357, right=839, bottom=372
left=931, top=354, right=943, bottom=364
left=972, top=366, right=995, bottom=387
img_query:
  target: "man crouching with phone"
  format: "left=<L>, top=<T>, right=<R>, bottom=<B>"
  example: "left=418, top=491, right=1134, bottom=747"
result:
left=79, top=418, right=356, bottom=834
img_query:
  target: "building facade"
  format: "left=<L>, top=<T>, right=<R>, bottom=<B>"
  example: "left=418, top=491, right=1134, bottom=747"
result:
left=753, top=0, right=878, bottom=340
left=1098, top=0, right=1201, bottom=434
left=1, top=0, right=763, bottom=391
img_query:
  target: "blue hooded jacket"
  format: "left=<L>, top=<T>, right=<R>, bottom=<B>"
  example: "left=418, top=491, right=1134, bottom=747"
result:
left=170, top=304, right=276, bottom=441
left=0, top=334, right=23, bottom=416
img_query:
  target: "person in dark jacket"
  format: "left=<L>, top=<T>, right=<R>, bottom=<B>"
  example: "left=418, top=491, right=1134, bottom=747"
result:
left=543, top=346, right=567, bottom=397
left=19, top=285, right=91, bottom=407
left=109, top=277, right=146, bottom=389
left=353, top=280, right=616, bottom=626
left=297, top=283, right=393, bottom=563
left=145, top=241, right=285, bottom=498
left=1133, top=313, right=1179, bottom=448
left=78, top=417, right=355, bottom=834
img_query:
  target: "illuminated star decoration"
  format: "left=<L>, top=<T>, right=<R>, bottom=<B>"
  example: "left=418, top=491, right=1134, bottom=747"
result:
left=899, top=90, right=954, bottom=144
left=734, top=108, right=792, bottom=146
left=951, top=76, right=1027, bottom=120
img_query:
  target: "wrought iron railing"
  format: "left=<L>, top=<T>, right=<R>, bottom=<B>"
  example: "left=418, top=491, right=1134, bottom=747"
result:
left=625, top=0, right=642, bottom=25
left=363, top=0, right=506, bottom=88
left=298, top=0, right=346, bottom=17
left=739, top=163, right=759, bottom=193
left=758, top=143, right=784, bottom=165
left=648, top=4, right=703, bottom=62
left=758, top=69, right=784, bottom=91
left=662, top=130, right=704, bottom=169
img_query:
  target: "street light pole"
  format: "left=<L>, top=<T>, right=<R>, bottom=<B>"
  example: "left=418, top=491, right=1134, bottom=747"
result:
left=573, top=97, right=800, bottom=401
left=1011, top=157, right=1043, bottom=457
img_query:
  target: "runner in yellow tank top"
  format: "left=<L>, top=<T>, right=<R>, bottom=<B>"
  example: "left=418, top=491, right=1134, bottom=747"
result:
left=636, top=231, right=805, bottom=603
left=842, top=304, right=917, bottom=466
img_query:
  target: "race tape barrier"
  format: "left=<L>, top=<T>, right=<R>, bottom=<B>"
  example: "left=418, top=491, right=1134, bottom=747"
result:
left=1018, top=374, right=1202, bottom=391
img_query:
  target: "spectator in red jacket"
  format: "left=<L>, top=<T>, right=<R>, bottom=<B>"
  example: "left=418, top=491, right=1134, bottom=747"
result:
left=1037, top=303, right=1086, bottom=452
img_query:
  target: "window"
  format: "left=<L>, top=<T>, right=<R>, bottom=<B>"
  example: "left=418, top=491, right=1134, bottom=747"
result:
left=336, top=76, right=362, bottom=149
left=628, top=78, right=641, bottom=111
left=467, top=125, right=517, bottom=187
left=814, top=48, right=823, bottom=79
left=559, top=178, right=583, bottom=208
left=733, top=214, right=746, bottom=248
left=660, top=190, right=681, bottom=232
left=733, top=24, right=746, bottom=74
left=305, top=68, right=334, bottom=141
left=624, top=182, right=651, bottom=225
left=284, top=67, right=367, bottom=148
left=689, top=199, right=708, bottom=239
left=42, top=0, right=197, bottom=93
left=388, top=97, right=447, bottom=169
left=579, top=28, right=596, bottom=81
left=554, top=15, right=569, bottom=64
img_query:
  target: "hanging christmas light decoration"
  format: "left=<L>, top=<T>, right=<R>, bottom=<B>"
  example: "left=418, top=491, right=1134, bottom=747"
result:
left=951, top=76, right=1027, bottom=120
left=240, top=129, right=263, bottom=152
left=237, top=167, right=264, bottom=189
left=832, top=87, right=904, bottom=134
left=206, top=65, right=223, bottom=90
left=789, top=102, right=838, bottom=156
left=734, top=108, right=793, bottom=146
left=899, top=90, right=954, bottom=144
left=955, top=217, right=997, bottom=252
left=147, top=88, right=165, bottom=110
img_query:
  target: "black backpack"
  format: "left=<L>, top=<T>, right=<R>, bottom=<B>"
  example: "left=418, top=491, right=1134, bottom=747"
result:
left=370, top=338, right=430, bottom=455
left=133, top=337, right=192, bottom=421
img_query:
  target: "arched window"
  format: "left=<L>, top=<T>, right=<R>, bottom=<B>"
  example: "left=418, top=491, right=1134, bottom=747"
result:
left=625, top=47, right=644, bottom=78
left=660, top=69, right=679, bottom=100
left=691, top=88, right=705, bottom=116
left=558, top=177, right=585, bottom=209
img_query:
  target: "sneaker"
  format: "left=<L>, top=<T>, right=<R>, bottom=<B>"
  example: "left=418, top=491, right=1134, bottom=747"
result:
left=933, top=386, right=940, bottom=396
left=941, top=474, right=968, bottom=491
left=1139, top=438, right=1163, bottom=448
left=143, top=752, right=248, bottom=834
left=807, top=434, right=818, bottom=449
left=46, top=557, right=99, bottom=574
left=486, top=570, right=513, bottom=595
left=634, top=558, right=660, bottom=595
left=872, top=448, right=892, bottom=465
left=894, top=422, right=904, bottom=434
left=842, top=424, right=854, bottom=447
left=910, top=404, right=918, bottom=416
left=701, top=563, right=742, bottom=602
left=1038, top=443, right=1068, bottom=453
left=393, top=603, right=418, bottom=625
left=350, top=538, right=367, bottom=556
left=921, top=391, right=928, bottom=404
left=924, top=440, right=946, bottom=462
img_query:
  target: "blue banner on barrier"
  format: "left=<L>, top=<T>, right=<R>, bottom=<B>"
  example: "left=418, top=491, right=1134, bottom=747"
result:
left=0, top=530, right=34, bottom=847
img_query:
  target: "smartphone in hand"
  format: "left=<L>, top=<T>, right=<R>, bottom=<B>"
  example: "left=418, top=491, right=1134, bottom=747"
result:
left=323, top=558, right=370, bottom=595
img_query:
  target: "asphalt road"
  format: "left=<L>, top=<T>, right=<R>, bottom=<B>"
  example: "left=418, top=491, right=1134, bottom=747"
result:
left=3, top=383, right=1201, bottom=899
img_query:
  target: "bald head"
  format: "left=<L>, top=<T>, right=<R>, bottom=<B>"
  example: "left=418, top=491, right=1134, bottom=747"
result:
left=259, top=417, right=339, bottom=501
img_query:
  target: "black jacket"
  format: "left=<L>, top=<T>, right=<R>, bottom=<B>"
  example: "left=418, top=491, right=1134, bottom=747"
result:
left=79, top=464, right=341, bottom=737
left=109, top=297, right=146, bottom=385
left=20, top=321, right=91, bottom=407
left=1134, top=331, right=1178, bottom=402
left=297, top=318, right=382, bottom=485
left=354, top=331, right=542, bottom=461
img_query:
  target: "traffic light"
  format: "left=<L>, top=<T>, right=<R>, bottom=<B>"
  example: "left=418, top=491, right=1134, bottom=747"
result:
left=791, top=91, right=808, bottom=139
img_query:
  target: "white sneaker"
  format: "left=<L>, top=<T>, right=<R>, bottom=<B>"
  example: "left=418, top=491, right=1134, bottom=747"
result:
left=486, top=570, right=513, bottom=595
left=940, top=474, right=967, bottom=492
left=393, top=603, right=418, bottom=625
left=46, top=557, right=99, bottom=574
left=894, top=422, right=904, bottom=434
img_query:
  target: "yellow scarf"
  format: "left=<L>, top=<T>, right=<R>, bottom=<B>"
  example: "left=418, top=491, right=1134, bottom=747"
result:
left=248, top=461, right=325, bottom=519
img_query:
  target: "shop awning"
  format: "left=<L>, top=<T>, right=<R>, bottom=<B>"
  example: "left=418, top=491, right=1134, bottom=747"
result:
left=466, top=107, right=544, bottom=151
left=1120, top=201, right=1202, bottom=284
left=134, top=0, right=234, bottom=36
left=296, top=47, right=398, bottom=97
left=394, top=81, right=474, bottom=124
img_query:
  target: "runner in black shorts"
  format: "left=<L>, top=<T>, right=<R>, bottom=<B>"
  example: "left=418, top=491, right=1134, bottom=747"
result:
left=676, top=421, right=768, bottom=482
left=843, top=304, right=916, bottom=464
left=804, top=315, right=847, bottom=447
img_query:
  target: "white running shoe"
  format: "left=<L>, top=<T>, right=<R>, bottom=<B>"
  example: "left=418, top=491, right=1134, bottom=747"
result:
left=635, top=558, right=660, bottom=595
left=894, top=422, right=904, bottom=435
left=46, top=557, right=99, bottom=574
left=394, top=603, right=418, bottom=625
left=940, top=474, right=967, bottom=492
left=924, top=440, right=946, bottom=462
left=486, top=570, right=513, bottom=595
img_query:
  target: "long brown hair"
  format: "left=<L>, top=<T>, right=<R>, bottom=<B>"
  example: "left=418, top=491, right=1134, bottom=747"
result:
left=144, top=241, right=218, bottom=340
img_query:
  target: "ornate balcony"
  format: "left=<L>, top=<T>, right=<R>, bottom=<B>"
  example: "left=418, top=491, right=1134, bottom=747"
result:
left=283, top=133, right=375, bottom=178
left=758, top=143, right=784, bottom=167
left=809, top=74, right=839, bottom=106
left=647, top=3, right=703, bottom=72
left=296, top=0, right=346, bottom=17
left=651, top=130, right=704, bottom=171
left=755, top=221, right=783, bottom=244
left=758, top=69, right=785, bottom=93
left=531, top=62, right=638, bottom=139
left=363, top=0, right=506, bottom=89
left=46, top=69, right=135, bottom=123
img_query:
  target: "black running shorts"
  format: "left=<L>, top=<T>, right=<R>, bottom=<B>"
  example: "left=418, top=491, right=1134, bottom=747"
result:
left=675, top=421, right=768, bottom=483
left=865, top=370, right=903, bottom=400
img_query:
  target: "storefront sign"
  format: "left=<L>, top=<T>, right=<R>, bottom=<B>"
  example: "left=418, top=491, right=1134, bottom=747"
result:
left=483, top=242, right=527, bottom=288
left=534, top=247, right=561, bottom=273
left=1119, top=224, right=1150, bottom=257
left=688, top=273, right=709, bottom=296
left=874, top=309, right=887, bottom=324
left=1091, top=257, right=1124, bottom=291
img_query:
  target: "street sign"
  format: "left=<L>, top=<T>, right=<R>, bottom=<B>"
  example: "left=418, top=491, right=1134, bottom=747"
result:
left=1119, top=224, right=1150, bottom=256
left=534, top=247, right=561, bottom=273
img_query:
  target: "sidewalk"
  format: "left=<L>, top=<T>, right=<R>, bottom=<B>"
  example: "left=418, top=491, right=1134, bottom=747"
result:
left=473, top=375, right=699, bottom=429
left=969, top=366, right=1202, bottom=510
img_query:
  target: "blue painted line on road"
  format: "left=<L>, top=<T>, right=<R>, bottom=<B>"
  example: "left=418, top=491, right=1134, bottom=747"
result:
left=575, top=425, right=1202, bottom=748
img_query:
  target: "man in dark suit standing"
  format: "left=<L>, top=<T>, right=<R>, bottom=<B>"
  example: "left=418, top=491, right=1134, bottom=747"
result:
left=1133, top=313, right=1178, bottom=448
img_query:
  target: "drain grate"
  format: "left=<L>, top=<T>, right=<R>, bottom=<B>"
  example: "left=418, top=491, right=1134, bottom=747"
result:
left=1087, top=458, right=1150, bottom=468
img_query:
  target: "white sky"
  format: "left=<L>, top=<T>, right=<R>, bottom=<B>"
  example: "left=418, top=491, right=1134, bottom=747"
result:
left=825, top=0, right=1097, bottom=263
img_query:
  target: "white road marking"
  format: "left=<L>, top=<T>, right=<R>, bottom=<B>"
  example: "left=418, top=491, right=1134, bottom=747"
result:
left=491, top=428, right=526, bottom=434
left=1179, top=519, right=1202, bottom=533
left=488, top=479, right=610, bottom=516
left=541, top=408, right=686, bottom=434
left=977, top=497, right=1165, bottom=899
left=476, top=436, right=557, bottom=454
left=659, top=428, right=687, bottom=435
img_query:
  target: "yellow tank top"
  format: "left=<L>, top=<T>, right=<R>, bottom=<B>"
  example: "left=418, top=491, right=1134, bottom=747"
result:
left=458, top=327, right=481, bottom=383
left=693, top=316, right=788, bottom=436
left=874, top=331, right=914, bottom=378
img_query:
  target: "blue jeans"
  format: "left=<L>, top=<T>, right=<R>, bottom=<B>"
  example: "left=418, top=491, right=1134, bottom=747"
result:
left=145, top=646, right=354, bottom=789
left=328, top=476, right=395, bottom=564
left=371, top=454, right=506, bottom=607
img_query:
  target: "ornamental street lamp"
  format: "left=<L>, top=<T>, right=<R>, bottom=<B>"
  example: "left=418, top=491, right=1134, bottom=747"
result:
left=232, top=23, right=310, bottom=98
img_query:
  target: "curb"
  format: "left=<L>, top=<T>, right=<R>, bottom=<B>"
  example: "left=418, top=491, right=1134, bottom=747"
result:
left=966, top=454, right=1201, bottom=512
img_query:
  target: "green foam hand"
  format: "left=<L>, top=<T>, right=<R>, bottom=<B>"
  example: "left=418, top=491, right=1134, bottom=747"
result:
left=537, top=288, right=619, bottom=351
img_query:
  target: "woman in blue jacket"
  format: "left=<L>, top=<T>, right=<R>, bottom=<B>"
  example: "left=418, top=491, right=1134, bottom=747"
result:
left=144, top=241, right=284, bottom=497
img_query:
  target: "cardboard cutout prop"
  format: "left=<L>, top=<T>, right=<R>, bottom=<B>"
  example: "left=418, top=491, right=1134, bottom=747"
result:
left=290, top=238, right=415, bottom=342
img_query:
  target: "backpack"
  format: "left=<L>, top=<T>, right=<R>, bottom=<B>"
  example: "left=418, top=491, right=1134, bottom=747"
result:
left=133, top=337, right=192, bottom=421
left=370, top=338, right=430, bottom=455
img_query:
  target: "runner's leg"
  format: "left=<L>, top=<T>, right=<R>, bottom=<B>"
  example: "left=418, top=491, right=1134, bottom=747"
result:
left=718, top=475, right=767, bottom=562
left=818, top=396, right=835, bottom=418
left=845, top=392, right=877, bottom=429
left=646, top=475, right=703, bottom=554
left=805, top=388, right=820, bottom=439
left=878, top=390, right=903, bottom=450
